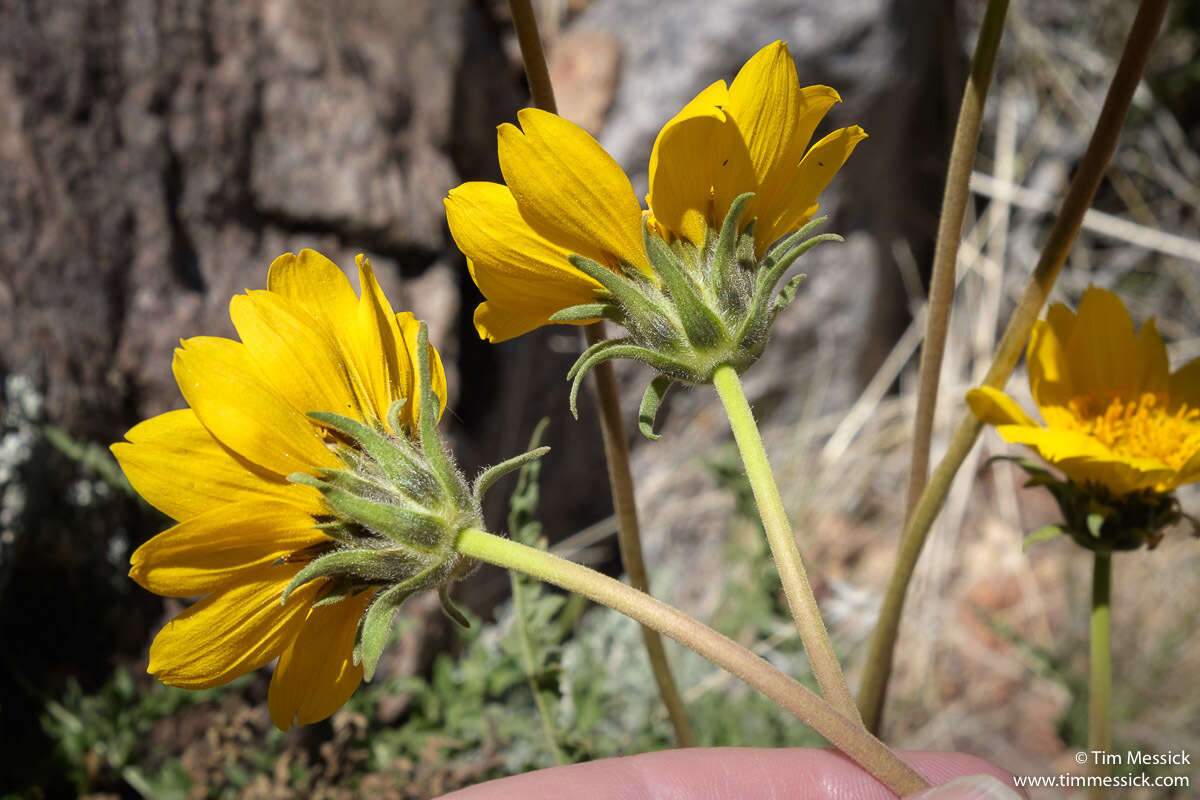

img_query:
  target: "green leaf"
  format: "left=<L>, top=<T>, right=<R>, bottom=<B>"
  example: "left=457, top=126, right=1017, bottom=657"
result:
left=643, top=222, right=725, bottom=347
left=315, top=482, right=444, bottom=549
left=307, top=411, right=422, bottom=489
left=281, top=548, right=423, bottom=604
left=548, top=303, right=624, bottom=324
left=386, top=397, right=409, bottom=438
left=769, top=273, right=807, bottom=323
left=568, top=342, right=681, bottom=419
left=758, top=215, right=828, bottom=274
left=567, top=254, right=664, bottom=331
left=567, top=335, right=631, bottom=381
left=355, top=581, right=419, bottom=681
left=637, top=375, right=673, bottom=441
left=1023, top=525, right=1064, bottom=551
left=757, top=232, right=842, bottom=297
left=473, top=446, right=552, bottom=507
left=311, top=578, right=365, bottom=608
left=744, top=226, right=839, bottom=339
left=415, top=322, right=470, bottom=507
left=507, top=419, right=549, bottom=547
left=439, top=584, right=471, bottom=628
left=711, top=193, right=755, bottom=276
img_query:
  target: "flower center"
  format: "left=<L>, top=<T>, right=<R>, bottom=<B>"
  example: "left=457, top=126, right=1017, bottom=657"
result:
left=1068, top=392, right=1200, bottom=469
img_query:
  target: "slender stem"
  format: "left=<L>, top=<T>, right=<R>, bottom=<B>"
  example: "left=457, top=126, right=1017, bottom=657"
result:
left=585, top=325, right=698, bottom=745
left=857, top=0, right=1170, bottom=733
left=711, top=364, right=862, bottom=725
left=1088, top=553, right=1112, bottom=800
left=457, top=527, right=929, bottom=797
left=506, top=0, right=695, bottom=747
left=904, top=0, right=1008, bottom=525
left=857, top=415, right=982, bottom=731
left=507, top=0, right=560, bottom=115
left=509, top=569, right=567, bottom=764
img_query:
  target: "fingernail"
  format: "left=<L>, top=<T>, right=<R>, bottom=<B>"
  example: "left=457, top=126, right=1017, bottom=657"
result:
left=908, top=774, right=1023, bottom=800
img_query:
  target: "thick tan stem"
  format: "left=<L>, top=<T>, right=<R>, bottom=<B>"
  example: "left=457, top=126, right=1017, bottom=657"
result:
left=858, top=0, right=1170, bottom=733
left=506, top=0, right=695, bottom=747
left=905, top=0, right=1009, bottom=525
left=584, top=325, right=697, bottom=745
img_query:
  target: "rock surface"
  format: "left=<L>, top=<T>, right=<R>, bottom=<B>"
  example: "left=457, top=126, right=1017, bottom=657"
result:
left=0, top=0, right=524, bottom=432
left=0, top=0, right=526, bottom=786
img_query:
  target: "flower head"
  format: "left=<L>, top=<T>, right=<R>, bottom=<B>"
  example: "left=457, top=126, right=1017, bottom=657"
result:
left=646, top=41, right=865, bottom=257
left=968, top=286, right=1200, bottom=497
left=445, top=40, right=865, bottom=345
left=112, top=250, right=538, bottom=730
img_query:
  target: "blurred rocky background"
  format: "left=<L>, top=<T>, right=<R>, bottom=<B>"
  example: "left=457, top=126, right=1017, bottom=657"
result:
left=1, top=0, right=1198, bottom=797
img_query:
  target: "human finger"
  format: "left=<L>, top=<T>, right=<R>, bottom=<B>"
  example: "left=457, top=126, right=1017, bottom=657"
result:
left=437, top=747, right=1022, bottom=799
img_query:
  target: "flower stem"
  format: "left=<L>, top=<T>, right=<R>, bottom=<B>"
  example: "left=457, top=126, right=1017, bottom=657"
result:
left=710, top=364, right=861, bottom=725
left=1088, top=553, right=1112, bottom=800
left=510, top=568, right=567, bottom=765
left=506, top=0, right=695, bottom=747
left=507, top=0, right=560, bottom=115
left=857, top=0, right=1170, bottom=734
left=585, top=326, right=698, bottom=746
left=904, top=0, right=1008, bottom=525
left=456, top=527, right=929, bottom=796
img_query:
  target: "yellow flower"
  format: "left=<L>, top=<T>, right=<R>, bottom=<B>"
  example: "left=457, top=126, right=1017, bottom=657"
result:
left=112, top=249, right=448, bottom=730
left=968, top=286, right=1200, bottom=497
left=445, top=40, right=866, bottom=343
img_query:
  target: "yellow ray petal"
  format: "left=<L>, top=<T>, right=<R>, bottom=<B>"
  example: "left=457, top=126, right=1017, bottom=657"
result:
left=756, top=125, right=867, bottom=255
left=471, top=300, right=580, bottom=343
left=966, top=386, right=1037, bottom=427
left=268, top=588, right=376, bottom=730
left=1055, top=455, right=1174, bottom=496
left=147, top=565, right=320, bottom=689
left=647, top=81, right=730, bottom=245
left=755, top=85, right=842, bottom=214
left=173, top=337, right=340, bottom=475
left=445, top=182, right=603, bottom=342
left=268, top=250, right=380, bottom=419
left=728, top=41, right=844, bottom=216
left=1170, top=446, right=1200, bottom=489
left=344, top=257, right=410, bottom=424
left=498, top=108, right=650, bottom=275
left=1133, top=317, right=1170, bottom=399
left=267, top=250, right=358, bottom=329
left=111, top=409, right=316, bottom=521
left=230, top=291, right=362, bottom=421
left=993, top=423, right=1116, bottom=464
left=129, top=500, right=328, bottom=597
left=396, top=311, right=447, bottom=428
left=1064, top=286, right=1135, bottom=403
left=1027, top=318, right=1074, bottom=414
left=1169, top=356, right=1200, bottom=411
left=727, top=41, right=802, bottom=192
left=1044, top=301, right=1076, bottom=344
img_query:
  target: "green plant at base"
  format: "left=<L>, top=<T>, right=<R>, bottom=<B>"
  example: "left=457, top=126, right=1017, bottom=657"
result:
left=40, top=669, right=248, bottom=797
left=505, top=418, right=567, bottom=764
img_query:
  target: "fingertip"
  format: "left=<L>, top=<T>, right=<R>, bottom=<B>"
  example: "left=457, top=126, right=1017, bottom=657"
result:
left=905, top=774, right=1024, bottom=800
